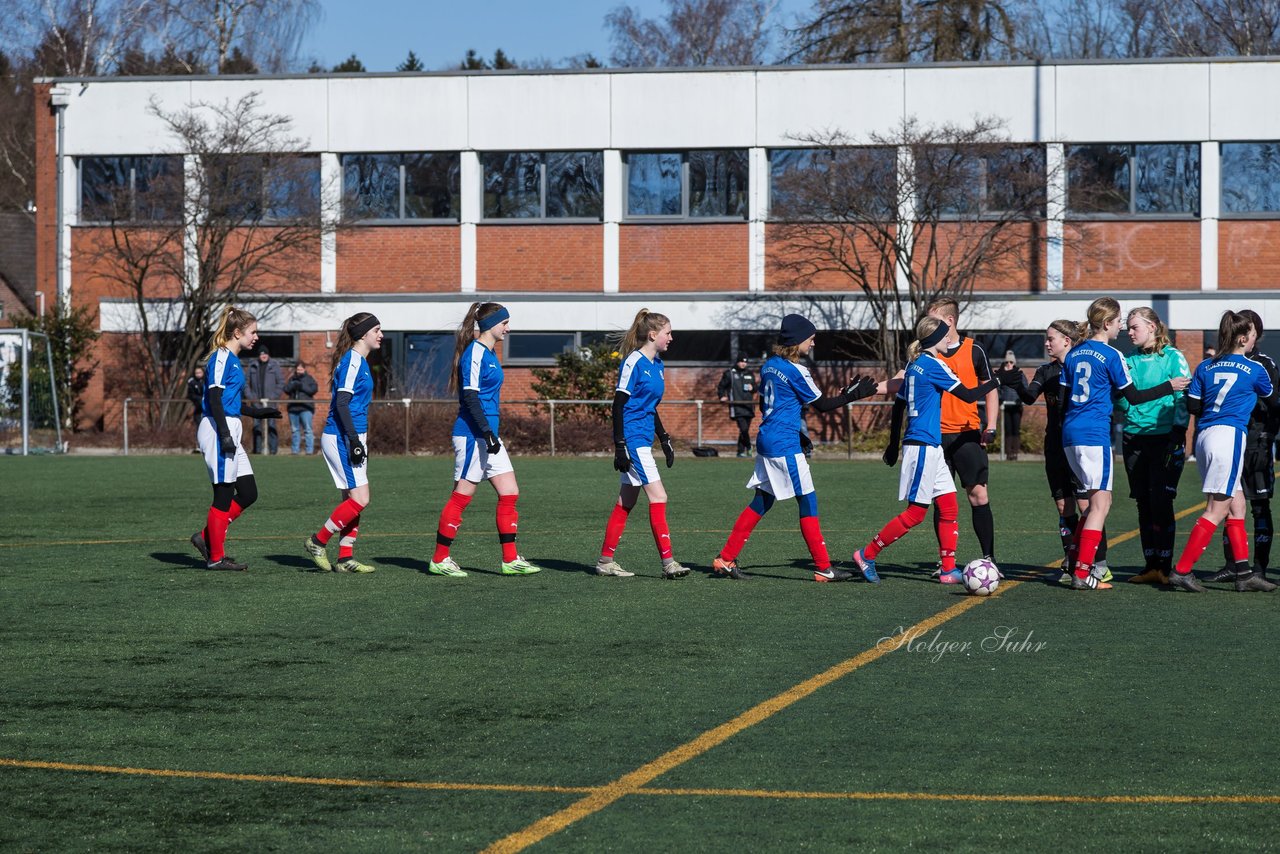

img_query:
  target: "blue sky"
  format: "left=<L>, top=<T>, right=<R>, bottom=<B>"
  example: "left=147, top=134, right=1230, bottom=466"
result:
left=303, top=0, right=812, bottom=72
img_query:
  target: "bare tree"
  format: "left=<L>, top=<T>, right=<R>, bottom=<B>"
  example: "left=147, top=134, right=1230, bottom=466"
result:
left=1156, top=0, right=1280, bottom=56
left=0, top=0, right=158, bottom=77
left=767, top=117, right=1062, bottom=374
left=87, top=92, right=336, bottom=420
left=606, top=0, right=778, bottom=66
left=155, top=0, right=320, bottom=74
left=788, top=0, right=1020, bottom=64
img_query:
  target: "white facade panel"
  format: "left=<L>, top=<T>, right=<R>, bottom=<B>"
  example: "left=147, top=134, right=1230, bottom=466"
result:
left=468, top=74, right=612, bottom=150
left=63, top=80, right=193, bottom=154
left=755, top=68, right=904, bottom=146
left=610, top=72, right=756, bottom=148
left=904, top=65, right=1053, bottom=142
left=327, top=76, right=470, bottom=151
left=188, top=78, right=331, bottom=149
left=1055, top=64, right=1210, bottom=142
left=1208, top=63, right=1280, bottom=140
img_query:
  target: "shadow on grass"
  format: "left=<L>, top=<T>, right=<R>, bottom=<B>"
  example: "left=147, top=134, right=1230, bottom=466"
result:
left=150, top=551, right=204, bottom=569
left=374, top=556, right=429, bottom=573
left=532, top=557, right=599, bottom=576
left=265, top=553, right=319, bottom=571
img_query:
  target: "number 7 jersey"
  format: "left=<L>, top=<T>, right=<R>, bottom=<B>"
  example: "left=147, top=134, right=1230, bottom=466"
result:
left=1061, top=339, right=1131, bottom=448
left=1187, top=354, right=1274, bottom=432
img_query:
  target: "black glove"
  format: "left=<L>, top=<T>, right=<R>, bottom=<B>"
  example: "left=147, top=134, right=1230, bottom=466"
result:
left=799, top=431, right=813, bottom=455
left=244, top=405, right=282, bottom=419
left=484, top=433, right=502, bottom=455
left=1166, top=426, right=1187, bottom=467
left=613, top=442, right=630, bottom=473
left=842, top=375, right=878, bottom=402
left=980, top=428, right=997, bottom=448
left=348, top=438, right=366, bottom=467
left=218, top=432, right=236, bottom=457
left=659, top=434, right=675, bottom=468
left=882, top=441, right=899, bottom=467
left=996, top=367, right=1023, bottom=387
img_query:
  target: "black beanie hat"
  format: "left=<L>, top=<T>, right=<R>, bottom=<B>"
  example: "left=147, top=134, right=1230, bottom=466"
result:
left=779, top=314, right=817, bottom=346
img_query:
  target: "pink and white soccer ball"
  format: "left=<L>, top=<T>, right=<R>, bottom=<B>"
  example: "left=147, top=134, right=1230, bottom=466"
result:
left=962, top=558, right=1000, bottom=595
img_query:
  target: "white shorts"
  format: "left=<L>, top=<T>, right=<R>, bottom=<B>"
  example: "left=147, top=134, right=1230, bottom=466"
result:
left=1066, top=445, right=1114, bottom=492
left=898, top=443, right=957, bottom=504
left=746, top=453, right=814, bottom=500
left=322, top=431, right=369, bottom=490
left=1195, top=424, right=1246, bottom=497
left=198, top=416, right=252, bottom=485
left=621, top=445, right=662, bottom=487
left=453, top=435, right=515, bottom=483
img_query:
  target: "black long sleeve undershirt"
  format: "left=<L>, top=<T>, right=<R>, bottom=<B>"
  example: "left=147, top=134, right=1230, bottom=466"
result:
left=886, top=397, right=906, bottom=450
left=947, top=378, right=999, bottom=404
left=333, top=390, right=358, bottom=441
left=653, top=409, right=668, bottom=440
left=612, top=390, right=627, bottom=445
left=206, top=387, right=232, bottom=442
left=1119, top=380, right=1175, bottom=406
left=461, top=388, right=493, bottom=438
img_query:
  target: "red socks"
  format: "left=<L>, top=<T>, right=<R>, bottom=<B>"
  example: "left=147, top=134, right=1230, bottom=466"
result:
left=316, top=497, right=365, bottom=546
left=1225, top=517, right=1249, bottom=564
left=497, top=494, right=519, bottom=562
left=601, top=503, right=631, bottom=559
left=228, top=500, right=244, bottom=522
left=338, top=516, right=360, bottom=559
left=649, top=502, right=673, bottom=560
left=935, top=492, right=959, bottom=571
left=721, top=506, right=763, bottom=562
left=1073, top=528, right=1103, bottom=578
left=205, top=507, right=231, bottom=562
left=799, top=516, right=831, bottom=570
left=433, top=491, right=473, bottom=562
left=866, top=503, right=928, bottom=559
left=1176, top=517, right=1220, bottom=574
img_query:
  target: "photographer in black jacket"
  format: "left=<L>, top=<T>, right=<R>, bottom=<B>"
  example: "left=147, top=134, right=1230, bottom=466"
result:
left=717, top=355, right=758, bottom=457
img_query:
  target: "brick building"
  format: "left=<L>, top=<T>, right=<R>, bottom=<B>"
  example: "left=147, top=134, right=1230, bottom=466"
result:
left=32, top=59, right=1280, bottom=432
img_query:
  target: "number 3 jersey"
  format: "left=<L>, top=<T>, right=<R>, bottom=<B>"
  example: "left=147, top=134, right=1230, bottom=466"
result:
left=1061, top=339, right=1131, bottom=448
left=1187, top=354, right=1274, bottom=433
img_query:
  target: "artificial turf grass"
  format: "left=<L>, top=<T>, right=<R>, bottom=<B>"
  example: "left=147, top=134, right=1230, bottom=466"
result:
left=2, top=455, right=1271, bottom=852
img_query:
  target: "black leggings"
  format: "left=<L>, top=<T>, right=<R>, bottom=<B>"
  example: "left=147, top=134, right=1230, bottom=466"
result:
left=212, top=475, right=258, bottom=512
left=1122, top=433, right=1184, bottom=571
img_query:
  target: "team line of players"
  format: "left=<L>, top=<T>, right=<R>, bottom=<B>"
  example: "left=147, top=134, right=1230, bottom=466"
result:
left=188, top=297, right=1280, bottom=592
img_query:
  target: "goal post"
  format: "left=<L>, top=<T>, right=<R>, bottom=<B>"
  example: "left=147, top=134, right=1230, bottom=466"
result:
left=0, top=329, right=64, bottom=455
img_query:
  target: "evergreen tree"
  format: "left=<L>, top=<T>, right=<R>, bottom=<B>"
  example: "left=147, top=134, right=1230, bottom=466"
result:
left=396, top=50, right=424, bottom=71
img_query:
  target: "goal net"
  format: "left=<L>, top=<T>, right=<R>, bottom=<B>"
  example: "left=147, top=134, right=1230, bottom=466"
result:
left=0, top=329, right=64, bottom=454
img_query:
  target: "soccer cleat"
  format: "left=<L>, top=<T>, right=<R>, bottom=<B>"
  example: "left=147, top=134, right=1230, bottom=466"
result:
left=190, top=531, right=210, bottom=563
left=336, top=558, right=376, bottom=574
left=428, top=557, right=468, bottom=577
left=595, top=560, right=635, bottom=578
left=1128, top=568, right=1165, bottom=585
left=1236, top=571, right=1277, bottom=593
left=712, top=557, right=748, bottom=580
left=661, top=560, right=690, bottom=579
left=1208, top=565, right=1236, bottom=583
left=1070, top=573, right=1112, bottom=590
left=1092, top=560, right=1113, bottom=584
left=1167, top=571, right=1206, bottom=593
left=852, top=548, right=880, bottom=583
left=983, top=556, right=1004, bottom=579
left=814, top=566, right=854, bottom=582
left=501, top=556, right=543, bottom=575
left=304, top=536, right=332, bottom=572
left=206, top=557, right=248, bottom=572
left=939, top=568, right=964, bottom=584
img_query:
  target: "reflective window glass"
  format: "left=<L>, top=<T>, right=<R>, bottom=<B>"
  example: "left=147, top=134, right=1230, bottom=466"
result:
left=1134, top=144, right=1198, bottom=214
left=343, top=154, right=401, bottom=219
left=689, top=150, right=748, bottom=218
left=404, top=152, right=461, bottom=219
left=545, top=151, right=603, bottom=219
left=1222, top=143, right=1280, bottom=213
left=1068, top=144, right=1130, bottom=214
left=627, top=152, right=683, bottom=216
left=483, top=152, right=542, bottom=218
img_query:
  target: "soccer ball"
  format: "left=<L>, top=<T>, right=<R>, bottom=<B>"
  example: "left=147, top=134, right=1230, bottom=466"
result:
left=962, top=558, right=1000, bottom=596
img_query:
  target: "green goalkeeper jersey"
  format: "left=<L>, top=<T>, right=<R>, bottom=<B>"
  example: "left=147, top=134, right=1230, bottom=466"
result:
left=1118, top=345, right=1190, bottom=435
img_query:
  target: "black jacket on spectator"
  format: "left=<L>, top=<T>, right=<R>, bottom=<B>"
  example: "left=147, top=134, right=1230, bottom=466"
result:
left=283, top=371, right=318, bottom=414
left=717, top=366, right=757, bottom=420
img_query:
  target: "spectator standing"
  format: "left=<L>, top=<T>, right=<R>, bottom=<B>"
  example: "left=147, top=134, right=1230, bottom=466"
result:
left=284, top=361, right=319, bottom=455
left=186, top=365, right=206, bottom=452
left=717, top=355, right=758, bottom=457
left=997, top=351, right=1023, bottom=460
left=247, top=346, right=283, bottom=454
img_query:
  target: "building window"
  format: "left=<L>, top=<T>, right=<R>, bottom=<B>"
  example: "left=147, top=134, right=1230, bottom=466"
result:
left=505, top=332, right=578, bottom=361
left=1222, top=142, right=1280, bottom=214
left=79, top=156, right=182, bottom=223
left=342, top=152, right=461, bottom=221
left=482, top=151, right=603, bottom=220
left=916, top=145, right=1046, bottom=218
left=1068, top=143, right=1199, bottom=216
left=626, top=150, right=748, bottom=219
left=768, top=147, right=896, bottom=221
left=205, top=154, right=321, bottom=222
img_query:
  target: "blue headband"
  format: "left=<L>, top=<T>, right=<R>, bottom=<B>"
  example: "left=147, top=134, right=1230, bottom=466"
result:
left=478, top=307, right=510, bottom=332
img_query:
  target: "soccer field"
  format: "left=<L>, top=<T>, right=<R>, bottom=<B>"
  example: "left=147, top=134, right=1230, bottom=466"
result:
left=2, top=454, right=1277, bottom=851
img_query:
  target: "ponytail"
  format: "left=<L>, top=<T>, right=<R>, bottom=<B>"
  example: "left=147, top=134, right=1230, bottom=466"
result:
left=1080, top=297, right=1120, bottom=340
left=331, top=311, right=377, bottom=376
left=615, top=308, right=671, bottom=357
left=1216, top=310, right=1254, bottom=358
left=449, top=302, right=505, bottom=392
left=906, top=316, right=946, bottom=363
left=208, top=305, right=256, bottom=357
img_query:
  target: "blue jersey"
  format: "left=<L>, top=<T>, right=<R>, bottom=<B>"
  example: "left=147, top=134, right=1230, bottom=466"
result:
left=1188, top=354, right=1274, bottom=433
left=756, top=355, right=821, bottom=457
left=201, top=348, right=245, bottom=419
left=616, top=350, right=665, bottom=445
left=324, top=350, right=373, bottom=435
left=453, top=340, right=503, bottom=437
left=1061, top=339, right=1131, bottom=448
left=900, top=353, right=962, bottom=447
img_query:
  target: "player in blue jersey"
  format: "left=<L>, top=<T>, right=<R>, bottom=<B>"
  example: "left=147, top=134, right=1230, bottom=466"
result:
left=428, top=302, right=542, bottom=577
left=1060, top=297, right=1189, bottom=591
left=1169, top=311, right=1278, bottom=593
left=595, top=309, right=689, bottom=579
left=304, top=312, right=383, bottom=574
left=711, top=314, right=877, bottom=582
left=853, top=315, right=1009, bottom=585
left=190, top=306, right=281, bottom=571
left=1118, top=307, right=1190, bottom=585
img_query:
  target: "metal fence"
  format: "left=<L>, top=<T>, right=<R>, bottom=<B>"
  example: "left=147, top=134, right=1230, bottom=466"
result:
left=114, top=397, right=1047, bottom=459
